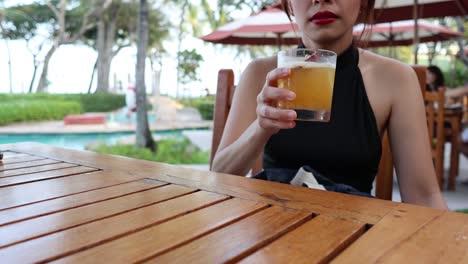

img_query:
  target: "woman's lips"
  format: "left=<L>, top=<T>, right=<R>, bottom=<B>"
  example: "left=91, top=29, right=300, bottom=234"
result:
left=310, top=11, right=338, bottom=25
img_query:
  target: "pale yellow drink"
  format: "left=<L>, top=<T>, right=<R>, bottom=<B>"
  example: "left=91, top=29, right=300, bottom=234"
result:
left=277, top=49, right=337, bottom=122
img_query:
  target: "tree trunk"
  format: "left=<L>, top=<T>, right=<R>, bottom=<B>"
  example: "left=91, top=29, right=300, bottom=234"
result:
left=37, top=45, right=57, bottom=93
left=95, top=3, right=120, bottom=93
left=28, top=63, right=39, bottom=93
left=4, top=39, right=13, bottom=93
left=454, top=17, right=468, bottom=67
left=88, top=58, right=98, bottom=93
left=135, top=0, right=156, bottom=151
left=176, top=0, right=189, bottom=99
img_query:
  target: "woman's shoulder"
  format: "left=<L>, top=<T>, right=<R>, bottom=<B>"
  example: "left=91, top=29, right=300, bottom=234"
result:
left=243, top=56, right=277, bottom=77
left=236, top=56, right=277, bottom=93
left=358, top=49, right=419, bottom=91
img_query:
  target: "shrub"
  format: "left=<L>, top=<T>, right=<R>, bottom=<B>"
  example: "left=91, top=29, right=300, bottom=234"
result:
left=90, top=137, right=209, bottom=164
left=0, top=93, right=125, bottom=112
left=0, top=100, right=82, bottom=125
left=0, top=93, right=125, bottom=125
left=78, top=93, right=125, bottom=112
left=457, top=209, right=468, bottom=214
left=177, top=96, right=214, bottom=120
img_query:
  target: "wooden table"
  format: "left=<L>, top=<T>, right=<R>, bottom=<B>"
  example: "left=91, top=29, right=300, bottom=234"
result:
left=0, top=143, right=467, bottom=263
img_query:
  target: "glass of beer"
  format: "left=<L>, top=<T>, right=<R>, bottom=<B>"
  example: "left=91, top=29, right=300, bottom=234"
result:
left=277, top=48, right=337, bottom=122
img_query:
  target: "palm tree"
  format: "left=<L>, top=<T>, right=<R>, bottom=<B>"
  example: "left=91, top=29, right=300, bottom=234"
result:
left=135, top=0, right=156, bottom=151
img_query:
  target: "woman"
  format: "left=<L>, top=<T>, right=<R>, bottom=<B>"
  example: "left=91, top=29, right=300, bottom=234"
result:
left=211, top=0, right=447, bottom=209
left=426, top=65, right=445, bottom=92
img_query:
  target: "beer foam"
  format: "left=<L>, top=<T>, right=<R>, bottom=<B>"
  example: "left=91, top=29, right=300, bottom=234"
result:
left=278, top=60, right=335, bottom=69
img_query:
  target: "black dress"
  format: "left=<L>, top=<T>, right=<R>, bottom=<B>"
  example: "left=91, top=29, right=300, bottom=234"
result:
left=263, top=44, right=382, bottom=194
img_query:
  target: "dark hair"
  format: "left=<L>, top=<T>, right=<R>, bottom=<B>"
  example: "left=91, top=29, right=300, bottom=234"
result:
left=281, top=0, right=375, bottom=46
left=427, top=65, right=445, bottom=88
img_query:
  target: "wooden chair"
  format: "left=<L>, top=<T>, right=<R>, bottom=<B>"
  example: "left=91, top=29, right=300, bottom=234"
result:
left=425, top=87, right=446, bottom=189
left=210, top=66, right=428, bottom=201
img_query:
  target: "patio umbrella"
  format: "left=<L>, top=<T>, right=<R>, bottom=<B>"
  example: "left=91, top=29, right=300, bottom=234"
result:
left=374, top=0, right=468, bottom=23
left=374, top=0, right=467, bottom=63
left=200, top=5, right=300, bottom=49
left=353, top=19, right=463, bottom=47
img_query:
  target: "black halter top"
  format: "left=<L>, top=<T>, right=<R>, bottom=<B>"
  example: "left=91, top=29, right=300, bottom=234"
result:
left=263, top=44, right=382, bottom=193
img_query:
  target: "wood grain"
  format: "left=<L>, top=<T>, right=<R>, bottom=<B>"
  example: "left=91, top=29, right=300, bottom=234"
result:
left=0, top=184, right=196, bottom=248
left=240, top=214, right=366, bottom=264
left=0, top=162, right=79, bottom=178
left=0, top=179, right=166, bottom=226
left=149, top=206, right=312, bottom=264
left=0, top=171, right=138, bottom=210
left=0, top=166, right=99, bottom=187
left=0, top=155, right=44, bottom=165
left=53, top=198, right=269, bottom=263
left=0, top=191, right=229, bottom=263
left=375, top=211, right=468, bottom=263
left=331, top=203, right=445, bottom=263
left=0, top=159, right=61, bottom=172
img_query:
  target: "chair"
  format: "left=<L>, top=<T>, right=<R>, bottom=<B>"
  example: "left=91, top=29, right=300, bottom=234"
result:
left=425, top=87, right=446, bottom=188
left=211, top=66, right=428, bottom=201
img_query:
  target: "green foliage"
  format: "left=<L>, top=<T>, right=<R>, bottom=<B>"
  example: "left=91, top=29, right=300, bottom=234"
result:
left=0, top=93, right=125, bottom=125
left=177, top=96, right=214, bottom=120
left=444, top=61, right=467, bottom=88
left=90, top=137, right=209, bottom=164
left=177, top=49, right=204, bottom=85
left=456, top=209, right=468, bottom=214
left=0, top=100, right=82, bottom=125
left=78, top=93, right=126, bottom=112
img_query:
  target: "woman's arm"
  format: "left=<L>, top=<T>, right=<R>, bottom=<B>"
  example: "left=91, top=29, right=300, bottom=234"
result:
left=211, top=58, right=296, bottom=175
left=386, top=64, right=447, bottom=209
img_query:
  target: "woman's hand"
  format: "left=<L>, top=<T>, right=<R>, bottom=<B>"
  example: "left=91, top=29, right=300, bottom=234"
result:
left=256, top=67, right=297, bottom=135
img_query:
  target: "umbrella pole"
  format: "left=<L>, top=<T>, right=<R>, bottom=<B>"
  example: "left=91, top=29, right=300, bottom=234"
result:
left=276, top=33, right=283, bottom=50
left=413, top=0, right=420, bottom=64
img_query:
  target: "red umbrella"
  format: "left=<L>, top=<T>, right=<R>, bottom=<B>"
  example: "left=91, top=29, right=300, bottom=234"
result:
left=201, top=5, right=300, bottom=48
left=354, top=19, right=463, bottom=47
left=374, top=0, right=468, bottom=23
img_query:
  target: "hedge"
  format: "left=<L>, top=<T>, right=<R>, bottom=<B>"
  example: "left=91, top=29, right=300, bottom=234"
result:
left=0, top=100, right=82, bottom=125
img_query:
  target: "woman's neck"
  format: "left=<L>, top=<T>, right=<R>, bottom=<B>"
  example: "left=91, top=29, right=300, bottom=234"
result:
left=302, top=32, right=354, bottom=55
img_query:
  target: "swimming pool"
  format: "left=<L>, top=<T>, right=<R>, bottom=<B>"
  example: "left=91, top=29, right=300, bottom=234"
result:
left=0, top=130, right=194, bottom=150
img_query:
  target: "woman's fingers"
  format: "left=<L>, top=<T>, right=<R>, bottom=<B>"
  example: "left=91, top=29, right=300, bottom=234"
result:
left=266, top=67, right=290, bottom=86
left=257, top=104, right=296, bottom=121
left=258, top=118, right=296, bottom=130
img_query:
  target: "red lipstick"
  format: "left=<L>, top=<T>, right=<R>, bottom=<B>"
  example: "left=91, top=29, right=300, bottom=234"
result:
left=310, top=11, right=338, bottom=25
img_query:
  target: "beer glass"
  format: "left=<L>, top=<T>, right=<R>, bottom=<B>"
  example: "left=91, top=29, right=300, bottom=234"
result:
left=277, top=48, right=337, bottom=122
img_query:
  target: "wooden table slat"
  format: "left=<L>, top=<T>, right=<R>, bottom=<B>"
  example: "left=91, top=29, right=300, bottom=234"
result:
left=0, top=155, right=45, bottom=165
left=0, top=191, right=229, bottom=263
left=53, top=198, right=269, bottom=263
left=0, top=162, right=80, bottom=178
left=149, top=206, right=312, bottom=264
left=0, top=159, right=62, bottom=172
left=0, top=166, right=99, bottom=188
left=240, top=214, right=366, bottom=264
left=0, top=184, right=196, bottom=248
left=0, top=179, right=166, bottom=226
left=1, top=151, right=27, bottom=158
left=378, top=211, right=468, bottom=263
left=331, top=203, right=445, bottom=263
left=0, top=171, right=140, bottom=210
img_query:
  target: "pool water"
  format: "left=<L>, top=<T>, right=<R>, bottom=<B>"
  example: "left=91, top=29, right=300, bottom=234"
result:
left=0, top=130, right=186, bottom=150
left=107, top=112, right=157, bottom=123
